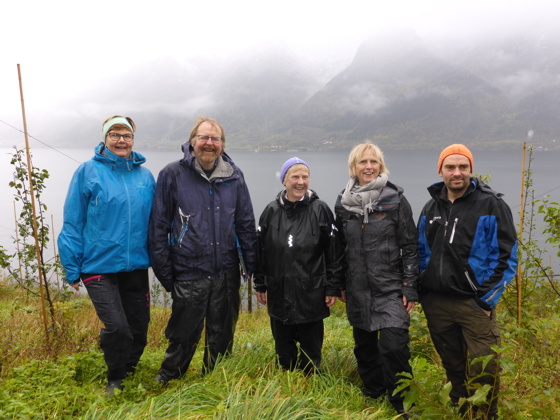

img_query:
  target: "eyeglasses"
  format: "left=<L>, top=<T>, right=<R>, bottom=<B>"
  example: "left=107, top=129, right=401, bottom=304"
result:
left=107, top=132, right=134, bottom=142
left=195, top=134, right=222, bottom=144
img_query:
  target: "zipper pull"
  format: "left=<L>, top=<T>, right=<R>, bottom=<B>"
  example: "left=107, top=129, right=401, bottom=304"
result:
left=449, top=218, right=458, bottom=243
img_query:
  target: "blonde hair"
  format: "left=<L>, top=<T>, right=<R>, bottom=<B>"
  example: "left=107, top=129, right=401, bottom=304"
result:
left=347, top=142, right=389, bottom=178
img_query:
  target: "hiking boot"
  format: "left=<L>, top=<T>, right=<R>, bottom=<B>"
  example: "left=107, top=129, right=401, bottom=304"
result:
left=155, top=373, right=170, bottom=385
left=105, top=379, right=124, bottom=396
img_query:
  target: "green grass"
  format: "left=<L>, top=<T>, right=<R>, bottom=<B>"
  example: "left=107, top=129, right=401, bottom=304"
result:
left=0, top=286, right=559, bottom=419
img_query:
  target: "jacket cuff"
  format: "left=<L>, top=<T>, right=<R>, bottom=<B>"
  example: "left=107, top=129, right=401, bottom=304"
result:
left=402, top=285, right=418, bottom=302
left=326, top=287, right=341, bottom=297
left=159, top=279, right=173, bottom=293
left=475, top=296, right=492, bottom=311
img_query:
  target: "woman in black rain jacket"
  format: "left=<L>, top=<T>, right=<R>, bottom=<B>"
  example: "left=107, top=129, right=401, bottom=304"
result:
left=254, top=157, right=343, bottom=374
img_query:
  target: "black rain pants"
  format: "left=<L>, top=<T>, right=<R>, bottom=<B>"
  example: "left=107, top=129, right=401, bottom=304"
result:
left=81, top=269, right=150, bottom=381
left=353, top=326, right=412, bottom=411
left=158, top=269, right=240, bottom=380
left=270, top=318, right=324, bottom=374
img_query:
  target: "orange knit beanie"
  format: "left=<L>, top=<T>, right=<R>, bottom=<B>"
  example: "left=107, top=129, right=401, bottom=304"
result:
left=437, top=144, right=473, bottom=173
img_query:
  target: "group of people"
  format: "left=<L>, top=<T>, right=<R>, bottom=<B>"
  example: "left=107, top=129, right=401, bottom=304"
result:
left=58, top=116, right=518, bottom=419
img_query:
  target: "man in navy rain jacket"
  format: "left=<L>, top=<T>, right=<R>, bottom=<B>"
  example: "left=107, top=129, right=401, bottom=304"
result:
left=149, top=117, right=257, bottom=383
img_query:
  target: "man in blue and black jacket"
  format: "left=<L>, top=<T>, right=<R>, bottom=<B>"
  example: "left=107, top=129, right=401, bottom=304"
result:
left=417, top=144, right=518, bottom=420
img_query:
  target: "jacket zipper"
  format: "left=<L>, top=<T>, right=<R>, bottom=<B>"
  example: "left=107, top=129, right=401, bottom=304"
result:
left=486, top=283, right=503, bottom=303
left=121, top=171, right=132, bottom=269
left=209, top=184, right=218, bottom=271
left=177, top=207, right=190, bottom=247
left=361, top=222, right=371, bottom=293
left=439, top=219, right=449, bottom=285
left=465, top=270, right=478, bottom=292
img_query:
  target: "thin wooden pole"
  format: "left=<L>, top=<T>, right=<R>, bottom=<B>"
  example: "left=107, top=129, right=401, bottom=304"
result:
left=516, top=142, right=527, bottom=326
left=17, top=64, right=49, bottom=334
left=50, top=214, right=60, bottom=288
left=13, top=201, right=23, bottom=289
left=247, top=275, right=253, bottom=313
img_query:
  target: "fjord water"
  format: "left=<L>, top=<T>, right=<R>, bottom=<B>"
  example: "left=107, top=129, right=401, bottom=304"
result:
left=1, top=146, right=558, bottom=262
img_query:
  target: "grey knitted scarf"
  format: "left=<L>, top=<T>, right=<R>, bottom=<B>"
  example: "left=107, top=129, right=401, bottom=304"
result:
left=340, top=173, right=388, bottom=223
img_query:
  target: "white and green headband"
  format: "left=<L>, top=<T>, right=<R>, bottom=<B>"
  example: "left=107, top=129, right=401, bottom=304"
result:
left=102, top=117, right=134, bottom=141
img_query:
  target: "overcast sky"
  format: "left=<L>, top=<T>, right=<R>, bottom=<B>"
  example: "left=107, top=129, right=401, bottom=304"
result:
left=1, top=0, right=557, bottom=142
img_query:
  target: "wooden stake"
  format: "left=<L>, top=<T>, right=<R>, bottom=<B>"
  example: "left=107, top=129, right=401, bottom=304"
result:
left=247, top=275, right=253, bottom=313
left=17, top=64, right=49, bottom=334
left=13, top=201, right=23, bottom=282
left=516, top=142, right=527, bottom=326
left=51, top=214, right=60, bottom=288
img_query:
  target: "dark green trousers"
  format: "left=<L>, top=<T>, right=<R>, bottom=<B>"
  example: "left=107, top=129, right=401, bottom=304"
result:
left=422, top=292, right=501, bottom=419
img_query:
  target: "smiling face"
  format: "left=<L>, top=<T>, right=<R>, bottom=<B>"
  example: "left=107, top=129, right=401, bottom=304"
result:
left=440, top=154, right=471, bottom=200
left=355, top=150, right=381, bottom=186
left=105, top=128, right=134, bottom=158
left=191, top=121, right=224, bottom=170
left=283, top=164, right=310, bottom=202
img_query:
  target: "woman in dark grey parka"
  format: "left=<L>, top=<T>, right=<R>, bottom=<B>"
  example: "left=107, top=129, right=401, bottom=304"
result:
left=334, top=142, right=418, bottom=418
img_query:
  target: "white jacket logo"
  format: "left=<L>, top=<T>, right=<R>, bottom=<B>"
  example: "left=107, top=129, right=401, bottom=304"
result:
left=288, top=234, right=293, bottom=247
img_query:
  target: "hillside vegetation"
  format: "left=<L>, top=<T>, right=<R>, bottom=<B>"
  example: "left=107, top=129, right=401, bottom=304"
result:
left=1, top=282, right=559, bottom=419
left=1, top=146, right=559, bottom=418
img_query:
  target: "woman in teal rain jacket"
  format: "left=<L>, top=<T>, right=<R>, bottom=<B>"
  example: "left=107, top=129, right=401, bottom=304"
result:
left=58, top=115, right=155, bottom=394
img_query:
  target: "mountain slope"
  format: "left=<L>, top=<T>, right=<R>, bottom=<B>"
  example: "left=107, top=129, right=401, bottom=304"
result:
left=294, top=30, right=512, bottom=149
left=47, top=29, right=560, bottom=150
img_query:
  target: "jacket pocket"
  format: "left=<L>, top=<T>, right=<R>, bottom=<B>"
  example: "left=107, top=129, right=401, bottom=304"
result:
left=81, top=275, right=102, bottom=286
left=463, top=263, right=478, bottom=292
left=88, top=193, right=107, bottom=233
left=176, top=207, right=192, bottom=247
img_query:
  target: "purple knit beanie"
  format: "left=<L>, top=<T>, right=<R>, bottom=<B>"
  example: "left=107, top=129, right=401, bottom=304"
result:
left=280, top=157, right=309, bottom=183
